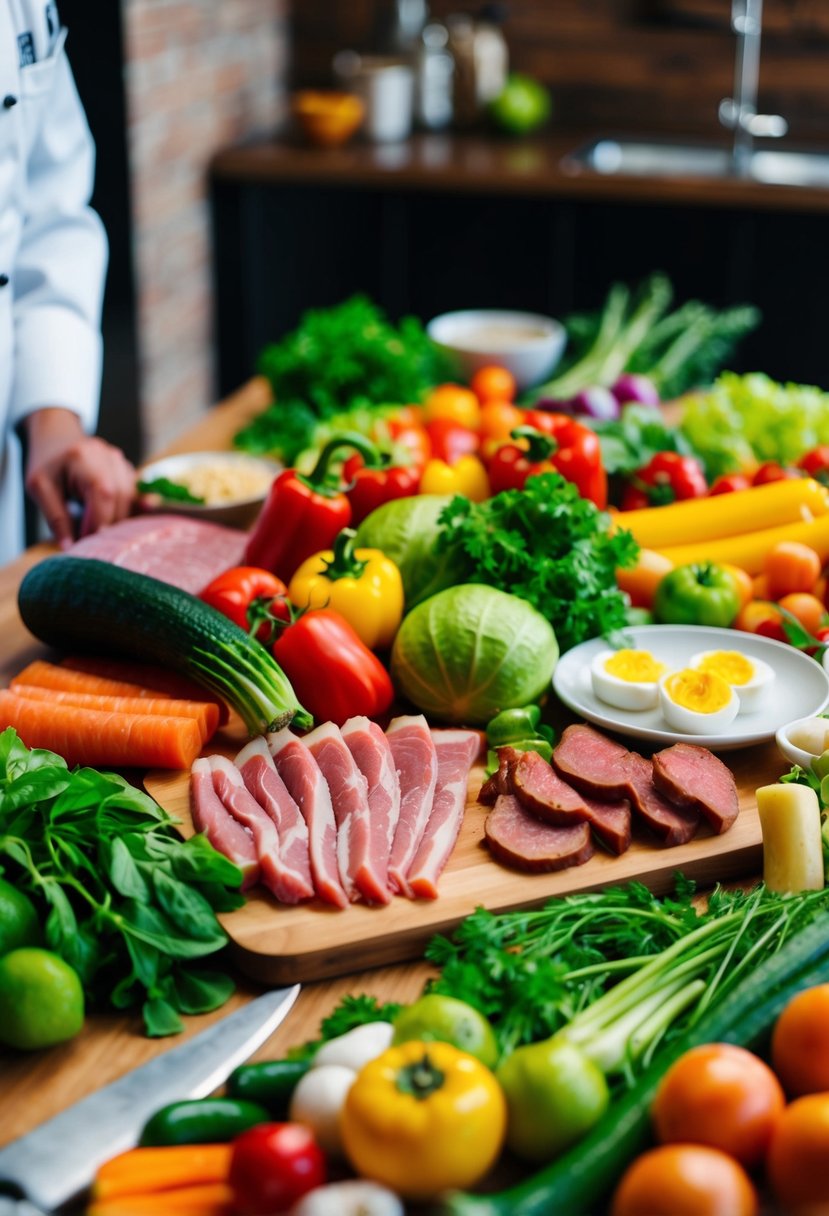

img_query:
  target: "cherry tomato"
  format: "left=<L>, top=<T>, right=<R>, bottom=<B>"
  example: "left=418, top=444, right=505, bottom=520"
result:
left=733, top=600, right=787, bottom=642
left=423, top=384, right=481, bottom=430
left=708, top=473, right=753, bottom=496
left=611, top=1145, right=758, bottom=1216
left=651, top=1043, right=785, bottom=1167
left=230, top=1122, right=326, bottom=1215
left=621, top=451, right=708, bottom=510
left=764, top=541, right=822, bottom=599
left=720, top=563, right=754, bottom=610
left=470, top=364, right=517, bottom=404
left=771, top=984, right=829, bottom=1096
left=767, top=1094, right=829, bottom=1212
left=478, top=400, right=525, bottom=443
left=798, top=444, right=829, bottom=484
left=776, top=592, right=827, bottom=637
left=752, top=461, right=801, bottom=486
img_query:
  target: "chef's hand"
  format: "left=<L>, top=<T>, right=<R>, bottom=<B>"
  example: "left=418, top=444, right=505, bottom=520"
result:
left=24, top=408, right=137, bottom=548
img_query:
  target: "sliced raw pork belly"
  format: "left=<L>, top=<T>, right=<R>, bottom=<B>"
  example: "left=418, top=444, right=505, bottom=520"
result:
left=267, top=728, right=348, bottom=909
left=485, top=794, right=594, bottom=873
left=190, top=757, right=259, bottom=888
left=303, top=721, right=384, bottom=904
left=340, top=716, right=401, bottom=902
left=406, top=729, right=481, bottom=899
left=67, top=514, right=246, bottom=595
left=386, top=715, right=439, bottom=897
left=235, top=737, right=314, bottom=902
left=512, top=749, right=632, bottom=855
left=652, top=743, right=740, bottom=834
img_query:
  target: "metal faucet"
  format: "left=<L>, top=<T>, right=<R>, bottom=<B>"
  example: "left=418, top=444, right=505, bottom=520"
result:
left=718, top=0, right=788, bottom=173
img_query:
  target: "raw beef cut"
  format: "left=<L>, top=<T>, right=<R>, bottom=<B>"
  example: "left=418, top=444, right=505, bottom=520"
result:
left=67, top=515, right=246, bottom=595
left=485, top=794, right=594, bottom=872
left=267, top=728, right=348, bottom=909
left=386, top=715, right=439, bottom=897
left=652, top=743, right=740, bottom=834
left=235, top=737, right=314, bottom=902
left=406, top=729, right=481, bottom=899
left=190, top=757, right=259, bottom=888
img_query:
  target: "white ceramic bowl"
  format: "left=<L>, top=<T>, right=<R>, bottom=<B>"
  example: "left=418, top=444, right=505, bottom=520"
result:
left=426, top=309, right=567, bottom=391
left=775, top=715, right=829, bottom=771
left=137, top=451, right=282, bottom=530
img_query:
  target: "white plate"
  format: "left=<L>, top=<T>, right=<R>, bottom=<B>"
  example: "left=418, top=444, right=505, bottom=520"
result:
left=552, top=625, right=829, bottom=751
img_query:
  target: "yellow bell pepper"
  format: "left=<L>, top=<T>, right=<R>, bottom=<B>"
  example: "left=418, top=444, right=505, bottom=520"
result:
left=341, top=1039, right=507, bottom=1201
left=288, top=528, right=404, bottom=650
left=419, top=454, right=490, bottom=502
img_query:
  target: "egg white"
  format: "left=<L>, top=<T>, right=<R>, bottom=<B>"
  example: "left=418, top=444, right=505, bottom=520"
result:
left=688, top=649, right=775, bottom=715
left=658, top=670, right=740, bottom=735
left=590, top=649, right=663, bottom=711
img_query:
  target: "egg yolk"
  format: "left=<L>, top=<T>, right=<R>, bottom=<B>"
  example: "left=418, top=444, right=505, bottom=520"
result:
left=694, top=650, right=755, bottom=686
left=603, top=649, right=667, bottom=683
left=663, top=669, right=734, bottom=714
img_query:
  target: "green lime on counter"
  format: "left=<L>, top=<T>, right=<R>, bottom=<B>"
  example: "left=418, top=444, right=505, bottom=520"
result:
left=0, top=947, right=84, bottom=1050
left=392, top=994, right=499, bottom=1068
left=0, top=876, right=40, bottom=956
left=489, top=73, right=552, bottom=135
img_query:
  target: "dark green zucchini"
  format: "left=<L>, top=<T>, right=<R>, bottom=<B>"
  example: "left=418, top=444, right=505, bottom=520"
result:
left=17, top=556, right=312, bottom=734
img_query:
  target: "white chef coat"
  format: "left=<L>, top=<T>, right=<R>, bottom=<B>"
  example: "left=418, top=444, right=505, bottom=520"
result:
left=0, top=1, right=107, bottom=563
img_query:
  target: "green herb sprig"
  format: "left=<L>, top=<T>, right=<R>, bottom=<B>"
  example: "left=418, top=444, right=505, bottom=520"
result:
left=0, top=728, right=243, bottom=1037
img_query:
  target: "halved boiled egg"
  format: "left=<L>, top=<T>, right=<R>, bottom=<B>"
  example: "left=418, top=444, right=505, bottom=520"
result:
left=591, top=648, right=668, bottom=711
left=689, top=649, right=775, bottom=714
left=658, top=668, right=740, bottom=735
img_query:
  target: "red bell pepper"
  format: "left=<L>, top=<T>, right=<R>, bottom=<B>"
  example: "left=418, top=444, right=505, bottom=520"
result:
left=230, top=1123, right=326, bottom=1216
left=424, top=418, right=480, bottom=466
left=243, top=434, right=380, bottom=583
left=489, top=419, right=608, bottom=508
left=199, top=566, right=290, bottom=641
left=342, top=452, right=422, bottom=526
left=621, top=450, right=708, bottom=510
left=272, top=609, right=394, bottom=726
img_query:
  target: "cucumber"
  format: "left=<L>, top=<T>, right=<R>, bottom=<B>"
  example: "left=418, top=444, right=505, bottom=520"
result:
left=17, top=556, right=312, bottom=735
left=226, top=1058, right=311, bottom=1117
left=139, top=1097, right=269, bottom=1146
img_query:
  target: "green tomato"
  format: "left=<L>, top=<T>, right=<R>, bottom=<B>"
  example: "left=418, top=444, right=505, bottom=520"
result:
left=653, top=561, right=741, bottom=628
left=392, top=994, right=499, bottom=1069
left=496, top=1036, right=609, bottom=1163
left=489, top=73, right=552, bottom=135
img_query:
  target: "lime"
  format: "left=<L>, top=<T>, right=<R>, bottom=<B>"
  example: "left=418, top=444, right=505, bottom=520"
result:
left=489, top=73, right=552, bottom=135
left=392, top=994, right=499, bottom=1068
left=0, top=947, right=85, bottom=1050
left=0, top=876, right=41, bottom=956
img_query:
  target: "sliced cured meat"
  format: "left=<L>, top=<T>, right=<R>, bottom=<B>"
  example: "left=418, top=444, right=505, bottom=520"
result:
left=303, top=722, right=383, bottom=904
left=477, top=746, right=522, bottom=805
left=553, top=724, right=631, bottom=799
left=267, top=727, right=348, bottom=909
left=406, top=729, right=481, bottom=899
left=624, top=752, right=700, bottom=846
left=208, top=755, right=306, bottom=904
left=386, top=715, right=439, bottom=897
left=190, top=757, right=258, bottom=889
left=340, top=716, right=401, bottom=902
left=579, top=794, right=632, bottom=856
left=485, top=794, right=594, bottom=873
left=512, top=750, right=589, bottom=823
left=235, top=737, right=314, bottom=902
left=67, top=514, right=246, bottom=595
left=652, top=743, right=740, bottom=835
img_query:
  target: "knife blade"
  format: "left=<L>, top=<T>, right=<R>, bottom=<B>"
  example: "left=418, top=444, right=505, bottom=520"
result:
left=0, top=983, right=300, bottom=1213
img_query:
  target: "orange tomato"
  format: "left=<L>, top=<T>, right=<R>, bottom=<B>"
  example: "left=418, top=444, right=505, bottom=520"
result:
left=776, top=592, right=827, bottom=636
left=616, top=550, right=675, bottom=610
left=767, top=1093, right=829, bottom=1212
left=651, top=1043, right=785, bottom=1167
left=720, top=563, right=754, bottom=610
left=423, top=384, right=481, bottom=430
left=764, top=541, right=822, bottom=599
left=470, top=364, right=517, bottom=404
left=478, top=400, right=525, bottom=442
left=771, top=985, right=829, bottom=1097
left=611, top=1145, right=758, bottom=1216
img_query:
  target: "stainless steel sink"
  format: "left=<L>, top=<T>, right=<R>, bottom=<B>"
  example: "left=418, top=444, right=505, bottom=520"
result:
left=562, top=138, right=829, bottom=190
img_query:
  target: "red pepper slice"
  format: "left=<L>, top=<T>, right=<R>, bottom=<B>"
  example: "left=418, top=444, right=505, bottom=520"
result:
left=489, top=418, right=607, bottom=509
left=199, top=566, right=290, bottom=641
left=272, top=609, right=394, bottom=726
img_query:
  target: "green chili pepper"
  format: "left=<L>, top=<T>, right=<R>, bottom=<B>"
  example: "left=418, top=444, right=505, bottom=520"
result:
left=138, top=1097, right=269, bottom=1147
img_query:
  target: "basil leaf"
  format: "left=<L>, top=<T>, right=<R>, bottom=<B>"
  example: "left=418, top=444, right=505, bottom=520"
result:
left=143, top=997, right=185, bottom=1037
left=173, top=968, right=236, bottom=1014
left=107, top=837, right=151, bottom=900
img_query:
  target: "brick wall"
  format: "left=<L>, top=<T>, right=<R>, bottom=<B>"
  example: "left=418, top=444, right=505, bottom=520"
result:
left=123, top=0, right=288, bottom=454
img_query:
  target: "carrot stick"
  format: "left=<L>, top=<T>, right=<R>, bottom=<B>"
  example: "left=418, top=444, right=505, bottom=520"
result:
left=87, top=1182, right=235, bottom=1216
left=61, top=657, right=229, bottom=724
left=0, top=692, right=203, bottom=770
left=9, top=684, right=219, bottom=744
left=13, top=660, right=174, bottom=700
left=92, top=1145, right=232, bottom=1202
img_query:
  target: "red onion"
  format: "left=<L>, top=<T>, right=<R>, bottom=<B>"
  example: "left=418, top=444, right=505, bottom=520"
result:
left=611, top=373, right=661, bottom=407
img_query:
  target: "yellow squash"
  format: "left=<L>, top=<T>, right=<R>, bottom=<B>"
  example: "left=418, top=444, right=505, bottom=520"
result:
left=656, top=510, right=829, bottom=575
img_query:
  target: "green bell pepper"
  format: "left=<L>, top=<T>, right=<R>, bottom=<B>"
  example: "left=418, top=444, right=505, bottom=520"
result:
left=485, top=707, right=556, bottom=777
left=653, top=562, right=741, bottom=628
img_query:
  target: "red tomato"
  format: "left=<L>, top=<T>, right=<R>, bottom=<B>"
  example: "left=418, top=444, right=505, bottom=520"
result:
left=733, top=600, right=787, bottom=643
left=767, top=1094, right=829, bottom=1212
left=764, top=541, right=822, bottom=599
left=771, top=985, right=829, bottom=1097
left=200, top=567, right=290, bottom=642
left=651, top=1043, right=785, bottom=1167
left=230, top=1123, right=326, bottom=1215
left=620, top=451, right=708, bottom=510
left=752, top=461, right=801, bottom=486
left=470, top=364, right=517, bottom=404
left=707, top=473, right=753, bottom=496
left=798, top=444, right=829, bottom=483
left=776, top=592, right=826, bottom=636
left=611, top=1145, right=758, bottom=1216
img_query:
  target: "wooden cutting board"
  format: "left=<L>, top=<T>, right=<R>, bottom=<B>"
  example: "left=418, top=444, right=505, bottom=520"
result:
left=144, top=725, right=787, bottom=984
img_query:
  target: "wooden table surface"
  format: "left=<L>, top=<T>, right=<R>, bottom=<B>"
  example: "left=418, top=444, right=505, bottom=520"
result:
left=0, top=376, right=780, bottom=1166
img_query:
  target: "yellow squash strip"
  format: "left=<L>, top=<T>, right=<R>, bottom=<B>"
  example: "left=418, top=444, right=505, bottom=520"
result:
left=656, top=510, right=829, bottom=575
left=614, top=477, right=829, bottom=550
left=91, top=1146, right=231, bottom=1202
left=756, top=784, right=825, bottom=894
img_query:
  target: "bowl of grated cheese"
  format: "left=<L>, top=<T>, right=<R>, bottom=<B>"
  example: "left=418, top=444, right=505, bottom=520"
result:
left=136, top=451, right=282, bottom=529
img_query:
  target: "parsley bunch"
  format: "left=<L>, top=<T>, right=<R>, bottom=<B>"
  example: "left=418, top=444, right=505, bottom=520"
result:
left=437, top=472, right=639, bottom=652
left=0, top=728, right=243, bottom=1037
